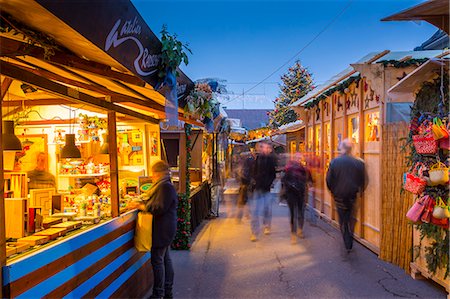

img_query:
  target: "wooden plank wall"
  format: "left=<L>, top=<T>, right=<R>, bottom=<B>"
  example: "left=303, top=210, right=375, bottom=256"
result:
left=2, top=211, right=152, bottom=298
left=380, top=122, right=413, bottom=272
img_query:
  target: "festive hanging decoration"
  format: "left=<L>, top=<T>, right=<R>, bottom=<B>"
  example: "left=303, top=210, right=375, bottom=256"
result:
left=404, top=74, right=449, bottom=278
left=172, top=124, right=192, bottom=250
left=304, top=74, right=361, bottom=109
left=184, top=82, right=218, bottom=121
left=269, top=61, right=314, bottom=128
left=380, top=58, right=429, bottom=68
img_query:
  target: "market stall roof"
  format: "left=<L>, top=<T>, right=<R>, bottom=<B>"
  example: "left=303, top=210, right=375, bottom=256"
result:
left=246, top=134, right=286, bottom=147
left=277, top=120, right=304, bottom=134
left=293, top=50, right=446, bottom=107
left=0, top=0, right=198, bottom=125
left=382, top=0, right=449, bottom=34
left=387, top=58, right=449, bottom=102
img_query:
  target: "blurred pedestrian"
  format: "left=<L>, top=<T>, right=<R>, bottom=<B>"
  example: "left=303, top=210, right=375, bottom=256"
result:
left=326, top=139, right=367, bottom=254
left=129, top=160, right=177, bottom=299
left=236, top=150, right=255, bottom=223
left=250, top=141, right=277, bottom=241
left=281, top=154, right=312, bottom=244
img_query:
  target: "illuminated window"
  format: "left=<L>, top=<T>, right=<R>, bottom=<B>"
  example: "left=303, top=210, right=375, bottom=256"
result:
left=366, top=112, right=380, bottom=142
left=348, top=116, right=359, bottom=144
left=290, top=141, right=296, bottom=153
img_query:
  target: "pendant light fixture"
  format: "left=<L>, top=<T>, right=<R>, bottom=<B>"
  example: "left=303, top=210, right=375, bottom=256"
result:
left=2, top=120, right=22, bottom=151
left=61, top=133, right=81, bottom=159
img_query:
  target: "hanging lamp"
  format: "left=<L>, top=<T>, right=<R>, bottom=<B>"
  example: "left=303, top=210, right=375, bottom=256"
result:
left=2, top=120, right=22, bottom=151
left=61, top=134, right=81, bottom=159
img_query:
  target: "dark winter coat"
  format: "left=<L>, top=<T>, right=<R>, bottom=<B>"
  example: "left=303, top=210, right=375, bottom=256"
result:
left=144, top=180, right=178, bottom=248
left=281, top=162, right=311, bottom=203
left=326, top=154, right=366, bottom=208
left=252, top=153, right=277, bottom=192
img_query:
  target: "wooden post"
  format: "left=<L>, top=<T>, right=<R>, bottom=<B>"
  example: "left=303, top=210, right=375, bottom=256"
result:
left=179, top=129, right=187, bottom=194
left=359, top=79, right=366, bottom=239
left=0, top=78, right=13, bottom=298
left=329, top=95, right=336, bottom=220
left=320, top=102, right=325, bottom=214
left=108, top=111, right=120, bottom=218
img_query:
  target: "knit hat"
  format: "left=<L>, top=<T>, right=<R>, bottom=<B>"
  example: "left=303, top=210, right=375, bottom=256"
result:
left=151, top=160, right=170, bottom=173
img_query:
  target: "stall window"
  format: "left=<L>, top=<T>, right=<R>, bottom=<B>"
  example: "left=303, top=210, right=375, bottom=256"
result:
left=307, top=127, right=313, bottom=151
left=290, top=141, right=297, bottom=153
left=315, top=126, right=321, bottom=154
left=334, top=119, right=343, bottom=151
left=348, top=116, right=359, bottom=145
left=365, top=112, right=380, bottom=142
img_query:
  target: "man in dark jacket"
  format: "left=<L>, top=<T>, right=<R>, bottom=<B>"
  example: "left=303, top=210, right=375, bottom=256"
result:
left=326, top=139, right=367, bottom=253
left=250, top=141, right=277, bottom=241
left=132, top=160, right=177, bottom=298
left=236, top=151, right=255, bottom=222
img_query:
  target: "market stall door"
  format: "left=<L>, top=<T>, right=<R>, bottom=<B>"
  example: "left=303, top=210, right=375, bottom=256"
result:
left=362, top=153, right=381, bottom=250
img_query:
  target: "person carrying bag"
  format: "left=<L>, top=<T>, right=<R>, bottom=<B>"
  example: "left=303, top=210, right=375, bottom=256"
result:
left=129, top=160, right=178, bottom=299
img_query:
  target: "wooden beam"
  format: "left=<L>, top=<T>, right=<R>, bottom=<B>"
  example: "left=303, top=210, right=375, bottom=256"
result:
left=0, top=60, right=159, bottom=124
left=7, top=60, right=165, bottom=112
left=108, top=111, right=120, bottom=218
left=2, top=99, right=74, bottom=107
left=0, top=37, right=146, bottom=87
left=0, top=80, right=6, bottom=299
left=15, top=119, right=74, bottom=126
left=1, top=77, right=13, bottom=99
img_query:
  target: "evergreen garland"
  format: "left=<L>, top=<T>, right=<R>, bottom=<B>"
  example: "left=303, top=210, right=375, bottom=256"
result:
left=379, top=58, right=429, bottom=68
left=304, top=75, right=361, bottom=109
left=172, top=124, right=192, bottom=250
left=406, top=74, right=449, bottom=278
left=269, top=61, right=314, bottom=128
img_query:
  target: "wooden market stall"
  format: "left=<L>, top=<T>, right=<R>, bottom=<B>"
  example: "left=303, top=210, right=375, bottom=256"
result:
left=387, top=58, right=449, bottom=292
left=290, top=49, right=448, bottom=255
left=0, top=1, right=196, bottom=297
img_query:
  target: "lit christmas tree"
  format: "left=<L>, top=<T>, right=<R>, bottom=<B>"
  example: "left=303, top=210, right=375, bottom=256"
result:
left=269, top=61, right=314, bottom=128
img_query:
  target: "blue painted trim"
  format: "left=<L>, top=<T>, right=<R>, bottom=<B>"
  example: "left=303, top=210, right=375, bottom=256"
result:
left=62, top=248, right=147, bottom=299
left=96, top=252, right=151, bottom=299
left=3, top=211, right=137, bottom=286
left=16, top=231, right=135, bottom=299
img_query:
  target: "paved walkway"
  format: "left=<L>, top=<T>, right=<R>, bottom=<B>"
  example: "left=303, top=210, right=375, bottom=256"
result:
left=170, top=183, right=446, bottom=299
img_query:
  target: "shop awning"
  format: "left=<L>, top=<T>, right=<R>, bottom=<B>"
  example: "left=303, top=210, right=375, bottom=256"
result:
left=0, top=0, right=198, bottom=125
left=277, top=120, right=304, bottom=134
left=382, top=0, right=449, bottom=34
left=387, top=58, right=449, bottom=102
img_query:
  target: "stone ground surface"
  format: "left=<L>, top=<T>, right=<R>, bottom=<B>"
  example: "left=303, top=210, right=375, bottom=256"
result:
left=169, top=181, right=447, bottom=299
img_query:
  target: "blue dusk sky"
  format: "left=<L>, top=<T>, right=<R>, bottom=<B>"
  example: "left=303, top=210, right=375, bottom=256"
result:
left=133, top=0, right=437, bottom=109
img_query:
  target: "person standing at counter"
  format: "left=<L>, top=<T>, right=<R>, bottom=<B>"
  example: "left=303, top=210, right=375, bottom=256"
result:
left=130, top=160, right=178, bottom=299
left=27, top=152, right=56, bottom=190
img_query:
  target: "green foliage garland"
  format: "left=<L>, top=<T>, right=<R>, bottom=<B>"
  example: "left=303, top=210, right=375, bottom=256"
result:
left=406, top=74, right=449, bottom=278
left=184, top=83, right=218, bottom=120
left=379, top=58, right=429, bottom=68
left=304, top=75, right=361, bottom=109
left=269, top=61, right=314, bottom=128
left=172, top=124, right=192, bottom=250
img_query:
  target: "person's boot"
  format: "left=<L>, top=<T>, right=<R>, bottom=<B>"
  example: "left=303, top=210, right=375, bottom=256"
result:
left=290, top=233, right=297, bottom=244
left=297, top=228, right=304, bottom=239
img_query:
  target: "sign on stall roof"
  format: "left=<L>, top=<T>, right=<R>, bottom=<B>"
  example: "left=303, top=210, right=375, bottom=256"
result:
left=35, top=0, right=193, bottom=100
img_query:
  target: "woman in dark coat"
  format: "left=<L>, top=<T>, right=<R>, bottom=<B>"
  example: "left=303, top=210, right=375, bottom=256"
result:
left=131, top=160, right=177, bottom=299
left=281, top=157, right=311, bottom=244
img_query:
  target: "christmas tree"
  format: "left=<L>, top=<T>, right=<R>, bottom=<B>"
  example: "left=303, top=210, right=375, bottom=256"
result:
left=269, top=61, right=314, bottom=128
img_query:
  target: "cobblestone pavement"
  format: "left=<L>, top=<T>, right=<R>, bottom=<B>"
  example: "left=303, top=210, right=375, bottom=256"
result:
left=169, top=186, right=447, bottom=299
